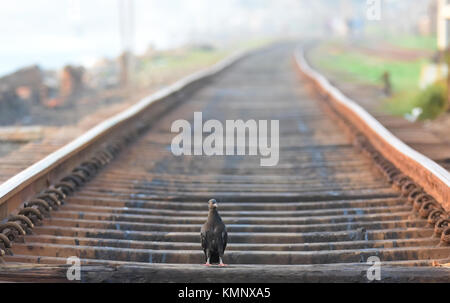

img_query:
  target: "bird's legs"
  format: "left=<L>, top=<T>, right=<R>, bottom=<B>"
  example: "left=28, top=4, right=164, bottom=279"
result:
left=204, top=250, right=211, bottom=266
left=219, top=257, right=227, bottom=267
left=204, top=257, right=211, bottom=266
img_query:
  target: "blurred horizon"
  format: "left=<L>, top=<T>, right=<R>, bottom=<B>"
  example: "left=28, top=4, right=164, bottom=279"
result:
left=0, top=0, right=309, bottom=76
left=0, top=0, right=443, bottom=124
left=0, top=0, right=448, bottom=187
left=0, top=0, right=432, bottom=77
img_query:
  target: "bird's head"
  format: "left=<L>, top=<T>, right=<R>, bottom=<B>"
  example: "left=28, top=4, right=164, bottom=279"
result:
left=208, top=199, right=218, bottom=209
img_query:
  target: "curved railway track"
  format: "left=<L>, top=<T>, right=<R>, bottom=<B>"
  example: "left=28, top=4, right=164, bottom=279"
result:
left=0, top=43, right=449, bottom=282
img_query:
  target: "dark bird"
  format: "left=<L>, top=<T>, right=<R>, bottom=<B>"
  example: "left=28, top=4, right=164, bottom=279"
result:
left=200, top=199, right=227, bottom=266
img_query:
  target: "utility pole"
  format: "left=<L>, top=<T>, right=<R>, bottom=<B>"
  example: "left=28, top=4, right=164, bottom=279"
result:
left=118, top=0, right=135, bottom=89
left=437, top=0, right=450, bottom=108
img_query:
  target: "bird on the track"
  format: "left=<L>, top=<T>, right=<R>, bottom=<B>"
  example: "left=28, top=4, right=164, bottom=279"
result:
left=200, top=199, right=228, bottom=266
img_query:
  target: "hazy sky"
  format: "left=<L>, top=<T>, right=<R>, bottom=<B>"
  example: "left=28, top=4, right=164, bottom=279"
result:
left=0, top=0, right=430, bottom=77
left=0, top=0, right=308, bottom=76
left=0, top=0, right=194, bottom=75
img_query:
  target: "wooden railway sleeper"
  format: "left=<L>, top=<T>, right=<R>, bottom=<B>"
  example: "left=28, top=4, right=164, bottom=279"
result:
left=0, top=77, right=448, bottom=264
left=0, top=131, right=136, bottom=263
left=317, top=92, right=450, bottom=249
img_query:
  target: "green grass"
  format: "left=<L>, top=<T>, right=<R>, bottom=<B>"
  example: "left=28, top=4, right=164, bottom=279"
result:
left=384, top=82, right=448, bottom=120
left=311, top=45, right=425, bottom=92
left=310, top=42, right=448, bottom=120
left=383, top=90, right=418, bottom=116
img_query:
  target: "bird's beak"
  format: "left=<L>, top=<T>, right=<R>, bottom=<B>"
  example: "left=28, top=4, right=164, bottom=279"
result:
left=213, top=203, right=218, bottom=208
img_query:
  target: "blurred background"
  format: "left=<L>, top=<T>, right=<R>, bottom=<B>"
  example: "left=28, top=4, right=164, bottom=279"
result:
left=0, top=0, right=448, bottom=167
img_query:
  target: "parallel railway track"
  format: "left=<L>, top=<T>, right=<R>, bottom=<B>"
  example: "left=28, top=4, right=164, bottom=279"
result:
left=0, top=43, right=449, bottom=282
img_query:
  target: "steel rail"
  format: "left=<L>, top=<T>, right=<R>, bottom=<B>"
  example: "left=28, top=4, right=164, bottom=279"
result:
left=0, top=48, right=252, bottom=220
left=295, top=48, right=450, bottom=210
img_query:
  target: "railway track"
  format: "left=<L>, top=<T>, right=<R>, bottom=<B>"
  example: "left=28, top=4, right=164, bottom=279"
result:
left=0, top=43, right=449, bottom=282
